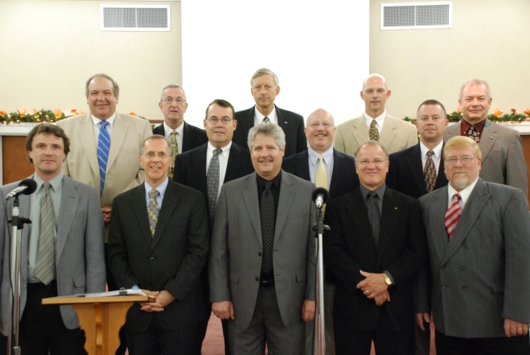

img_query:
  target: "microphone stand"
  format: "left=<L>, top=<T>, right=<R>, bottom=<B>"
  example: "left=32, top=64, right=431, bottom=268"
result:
left=313, top=206, right=329, bottom=355
left=7, top=196, right=31, bottom=355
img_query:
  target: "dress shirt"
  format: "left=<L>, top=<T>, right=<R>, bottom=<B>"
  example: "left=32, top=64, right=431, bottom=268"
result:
left=91, top=112, right=117, bottom=142
left=163, top=121, right=184, bottom=153
left=206, top=141, right=232, bottom=198
left=420, top=140, right=443, bottom=175
left=254, top=107, right=278, bottom=125
left=308, top=147, right=334, bottom=187
left=144, top=178, right=169, bottom=208
left=460, top=119, right=486, bottom=140
left=28, top=173, right=64, bottom=283
left=363, top=110, right=387, bottom=134
left=447, top=177, right=479, bottom=209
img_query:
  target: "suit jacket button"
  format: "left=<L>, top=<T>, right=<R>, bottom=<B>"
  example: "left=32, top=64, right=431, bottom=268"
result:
left=255, top=277, right=259, bottom=281
left=460, top=265, right=466, bottom=270
left=150, top=257, right=155, bottom=261
left=258, top=252, right=262, bottom=257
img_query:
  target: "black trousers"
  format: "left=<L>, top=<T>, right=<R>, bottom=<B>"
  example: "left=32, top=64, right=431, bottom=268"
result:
left=435, top=330, right=530, bottom=355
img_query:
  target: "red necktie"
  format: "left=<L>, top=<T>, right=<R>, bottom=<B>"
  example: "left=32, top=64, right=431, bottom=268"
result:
left=445, top=193, right=461, bottom=238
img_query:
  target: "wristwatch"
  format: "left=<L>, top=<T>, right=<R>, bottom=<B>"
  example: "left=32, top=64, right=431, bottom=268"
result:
left=382, top=273, right=393, bottom=286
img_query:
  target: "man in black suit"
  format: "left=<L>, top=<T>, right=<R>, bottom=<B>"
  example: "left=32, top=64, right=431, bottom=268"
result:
left=386, top=99, right=449, bottom=354
left=232, top=68, right=306, bottom=156
left=173, top=99, right=254, bottom=353
left=283, top=108, right=358, bottom=355
left=324, top=141, right=427, bottom=355
left=108, top=135, right=209, bottom=354
left=153, top=84, right=208, bottom=177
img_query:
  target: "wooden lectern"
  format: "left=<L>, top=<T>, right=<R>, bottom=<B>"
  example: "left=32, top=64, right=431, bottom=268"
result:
left=42, top=295, right=148, bottom=355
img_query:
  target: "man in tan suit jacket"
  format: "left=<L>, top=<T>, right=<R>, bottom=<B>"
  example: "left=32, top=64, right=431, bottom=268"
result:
left=334, top=74, right=417, bottom=156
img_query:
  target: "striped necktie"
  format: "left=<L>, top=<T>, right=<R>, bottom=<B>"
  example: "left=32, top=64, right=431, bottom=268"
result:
left=445, top=193, right=462, bottom=238
left=97, top=121, right=111, bottom=196
left=263, top=117, right=270, bottom=123
left=260, top=182, right=275, bottom=273
left=35, top=182, right=56, bottom=285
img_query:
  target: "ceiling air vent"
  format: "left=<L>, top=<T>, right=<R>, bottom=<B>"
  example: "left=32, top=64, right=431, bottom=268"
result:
left=101, top=5, right=170, bottom=31
left=381, top=2, right=452, bottom=30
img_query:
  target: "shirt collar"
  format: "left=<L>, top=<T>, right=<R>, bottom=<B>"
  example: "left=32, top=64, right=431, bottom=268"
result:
left=420, top=140, right=444, bottom=160
left=308, top=147, right=334, bottom=166
left=144, top=177, right=169, bottom=198
left=33, top=172, right=64, bottom=192
left=359, top=183, right=386, bottom=200
left=163, top=121, right=184, bottom=137
left=363, top=110, right=386, bottom=126
left=208, top=141, right=232, bottom=156
left=256, top=170, right=282, bottom=191
left=91, top=112, right=116, bottom=127
left=254, top=106, right=278, bottom=123
left=447, top=177, right=479, bottom=206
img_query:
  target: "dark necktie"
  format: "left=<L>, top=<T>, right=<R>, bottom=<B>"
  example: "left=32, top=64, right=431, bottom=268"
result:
left=424, top=150, right=436, bottom=193
left=35, top=182, right=55, bottom=285
left=263, top=117, right=270, bottom=123
left=260, top=182, right=275, bottom=273
left=467, top=125, right=480, bottom=142
left=445, top=193, right=461, bottom=238
left=366, top=191, right=381, bottom=245
left=369, top=119, right=379, bottom=141
left=97, top=121, right=111, bottom=196
left=206, top=148, right=222, bottom=225
left=148, top=189, right=160, bottom=237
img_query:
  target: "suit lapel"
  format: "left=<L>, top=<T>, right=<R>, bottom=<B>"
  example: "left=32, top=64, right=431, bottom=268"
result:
left=56, top=177, right=79, bottom=259
left=426, top=188, right=450, bottom=262
left=78, top=115, right=99, bottom=178
left=348, top=189, right=377, bottom=265
left=444, top=122, right=460, bottom=141
left=435, top=149, right=448, bottom=189
left=379, top=114, right=396, bottom=150
left=478, top=120, right=496, bottom=162
left=329, top=150, right=345, bottom=198
left=295, top=150, right=311, bottom=181
left=274, top=172, right=295, bottom=244
left=194, top=145, right=208, bottom=191
left=351, top=117, right=368, bottom=148
left=182, top=122, right=192, bottom=152
left=225, top=144, right=243, bottom=182
left=130, top=184, right=152, bottom=246
left=151, top=182, right=179, bottom=250
left=242, top=174, right=262, bottom=245
left=407, top=144, right=427, bottom=195
left=106, top=113, right=130, bottom=172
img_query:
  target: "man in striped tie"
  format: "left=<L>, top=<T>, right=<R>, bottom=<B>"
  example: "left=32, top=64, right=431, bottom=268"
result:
left=418, top=136, right=530, bottom=355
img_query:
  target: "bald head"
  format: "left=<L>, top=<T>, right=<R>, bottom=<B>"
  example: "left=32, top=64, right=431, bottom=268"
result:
left=305, top=109, right=336, bottom=154
left=360, top=74, right=391, bottom=118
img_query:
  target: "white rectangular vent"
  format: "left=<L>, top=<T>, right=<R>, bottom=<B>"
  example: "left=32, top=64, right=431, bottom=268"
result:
left=101, top=5, right=170, bottom=31
left=381, top=2, right=452, bottom=30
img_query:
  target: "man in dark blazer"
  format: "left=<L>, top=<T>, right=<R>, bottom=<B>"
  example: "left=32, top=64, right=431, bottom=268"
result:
left=108, top=135, right=209, bottom=354
left=324, top=141, right=427, bottom=355
left=283, top=108, right=358, bottom=355
left=210, top=123, right=316, bottom=354
left=418, top=136, right=530, bottom=354
left=444, top=79, right=528, bottom=197
left=153, top=84, right=208, bottom=177
left=232, top=68, right=306, bottom=156
left=0, top=123, right=106, bottom=354
left=173, top=99, right=254, bottom=353
left=386, top=99, right=449, bottom=354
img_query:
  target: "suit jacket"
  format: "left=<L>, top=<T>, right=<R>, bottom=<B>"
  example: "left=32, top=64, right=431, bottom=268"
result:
left=209, top=171, right=316, bottom=329
left=334, top=114, right=418, bottom=156
left=56, top=112, right=153, bottom=209
left=233, top=105, right=307, bottom=157
left=282, top=148, right=359, bottom=201
left=418, top=179, right=530, bottom=338
left=153, top=121, right=208, bottom=153
left=0, top=176, right=106, bottom=334
left=387, top=143, right=448, bottom=199
left=444, top=119, right=528, bottom=197
left=323, top=187, right=427, bottom=332
left=107, top=181, right=210, bottom=332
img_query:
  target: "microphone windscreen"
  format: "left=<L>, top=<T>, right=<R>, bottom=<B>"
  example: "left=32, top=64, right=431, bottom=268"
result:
left=312, top=187, right=330, bottom=204
left=19, top=179, right=37, bottom=195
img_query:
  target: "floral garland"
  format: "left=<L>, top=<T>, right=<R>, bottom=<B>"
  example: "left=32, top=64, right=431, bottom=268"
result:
left=405, top=108, right=530, bottom=124
left=0, top=109, right=146, bottom=124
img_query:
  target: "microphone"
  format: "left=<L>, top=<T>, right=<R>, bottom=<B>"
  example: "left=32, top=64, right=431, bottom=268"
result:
left=6, top=179, right=38, bottom=200
left=312, top=187, right=330, bottom=209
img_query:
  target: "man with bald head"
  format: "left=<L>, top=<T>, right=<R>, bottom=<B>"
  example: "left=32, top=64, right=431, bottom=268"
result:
left=334, top=74, right=417, bottom=156
left=283, top=108, right=359, bottom=354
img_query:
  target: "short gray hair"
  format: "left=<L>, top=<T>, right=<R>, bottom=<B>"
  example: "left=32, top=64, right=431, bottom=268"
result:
left=354, top=140, right=389, bottom=160
left=250, top=68, right=279, bottom=86
left=459, top=79, right=491, bottom=101
left=247, top=123, right=286, bottom=151
left=160, top=83, right=187, bottom=102
left=85, top=73, right=119, bottom=97
left=141, top=134, right=172, bottom=156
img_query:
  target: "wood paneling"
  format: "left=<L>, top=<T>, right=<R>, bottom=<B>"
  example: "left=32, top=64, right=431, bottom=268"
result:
left=2, top=136, right=34, bottom=184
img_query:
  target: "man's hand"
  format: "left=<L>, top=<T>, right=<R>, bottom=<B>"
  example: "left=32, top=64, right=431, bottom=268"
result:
left=101, top=205, right=112, bottom=223
left=374, top=290, right=390, bottom=306
left=212, top=301, right=235, bottom=320
left=415, top=312, right=430, bottom=331
left=504, top=318, right=529, bottom=337
left=302, top=300, right=316, bottom=322
left=140, top=289, right=162, bottom=312
left=356, top=270, right=388, bottom=299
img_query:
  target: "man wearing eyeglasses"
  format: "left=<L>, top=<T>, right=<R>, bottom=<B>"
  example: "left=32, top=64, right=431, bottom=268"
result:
left=418, top=136, right=530, bottom=355
left=324, top=141, right=427, bottom=355
left=154, top=84, right=208, bottom=178
left=173, top=99, right=254, bottom=353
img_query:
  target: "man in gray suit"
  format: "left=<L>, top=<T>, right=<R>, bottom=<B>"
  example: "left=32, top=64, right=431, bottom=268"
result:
left=418, top=136, right=530, bottom=354
left=0, top=123, right=106, bottom=354
left=444, top=79, right=528, bottom=197
left=209, top=123, right=316, bottom=354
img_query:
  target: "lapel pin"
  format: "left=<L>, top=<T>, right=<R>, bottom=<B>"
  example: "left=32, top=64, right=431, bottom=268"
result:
left=284, top=121, right=288, bottom=124
left=490, top=136, right=493, bottom=140
left=394, top=207, right=398, bottom=210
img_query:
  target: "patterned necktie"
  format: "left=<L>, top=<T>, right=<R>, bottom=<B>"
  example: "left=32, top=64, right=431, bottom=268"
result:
left=169, top=131, right=179, bottom=178
left=263, top=117, right=270, bottom=123
left=424, top=150, right=436, bottom=193
left=369, top=119, right=379, bottom=141
left=260, top=182, right=275, bottom=273
left=206, top=148, right=222, bottom=225
left=147, top=189, right=160, bottom=237
left=366, top=191, right=381, bottom=246
left=315, top=155, right=329, bottom=215
left=97, top=121, right=111, bottom=196
left=445, top=193, right=462, bottom=238
left=35, top=182, right=56, bottom=285
left=467, top=125, right=480, bottom=143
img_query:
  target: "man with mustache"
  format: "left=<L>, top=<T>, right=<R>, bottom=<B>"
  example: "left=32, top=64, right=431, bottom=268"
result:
left=232, top=68, right=306, bottom=157
left=444, top=79, right=528, bottom=197
left=334, top=74, right=417, bottom=156
left=418, top=136, right=530, bottom=354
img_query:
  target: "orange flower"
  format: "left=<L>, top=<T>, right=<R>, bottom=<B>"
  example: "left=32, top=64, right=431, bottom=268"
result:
left=0, top=110, right=6, bottom=116
left=524, top=108, right=530, bottom=116
left=80, top=110, right=86, bottom=114
left=128, top=111, right=138, bottom=116
left=17, top=109, right=27, bottom=116
left=71, top=109, right=77, bottom=114
left=457, top=107, right=461, bottom=114
left=511, top=108, right=517, bottom=114
left=492, top=108, right=503, bottom=118
left=54, top=109, right=62, bottom=118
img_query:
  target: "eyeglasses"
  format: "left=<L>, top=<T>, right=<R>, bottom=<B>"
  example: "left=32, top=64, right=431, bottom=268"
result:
left=143, top=152, right=169, bottom=159
left=162, top=97, right=186, bottom=105
left=206, top=118, right=233, bottom=125
left=356, top=159, right=387, bottom=166
left=445, top=156, right=475, bottom=166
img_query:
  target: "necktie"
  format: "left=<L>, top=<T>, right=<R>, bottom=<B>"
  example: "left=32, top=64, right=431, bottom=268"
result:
left=366, top=191, right=381, bottom=246
left=424, top=150, right=436, bottom=193
left=35, top=182, right=56, bottom=285
left=315, top=155, right=329, bottom=215
left=169, top=131, right=179, bottom=178
left=260, top=182, right=275, bottom=273
left=467, top=125, right=480, bottom=143
left=206, top=148, right=222, bottom=225
left=369, top=119, right=379, bottom=141
left=263, top=117, right=270, bottom=123
left=445, top=193, right=462, bottom=238
left=147, top=189, right=160, bottom=237
left=97, top=121, right=111, bottom=196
